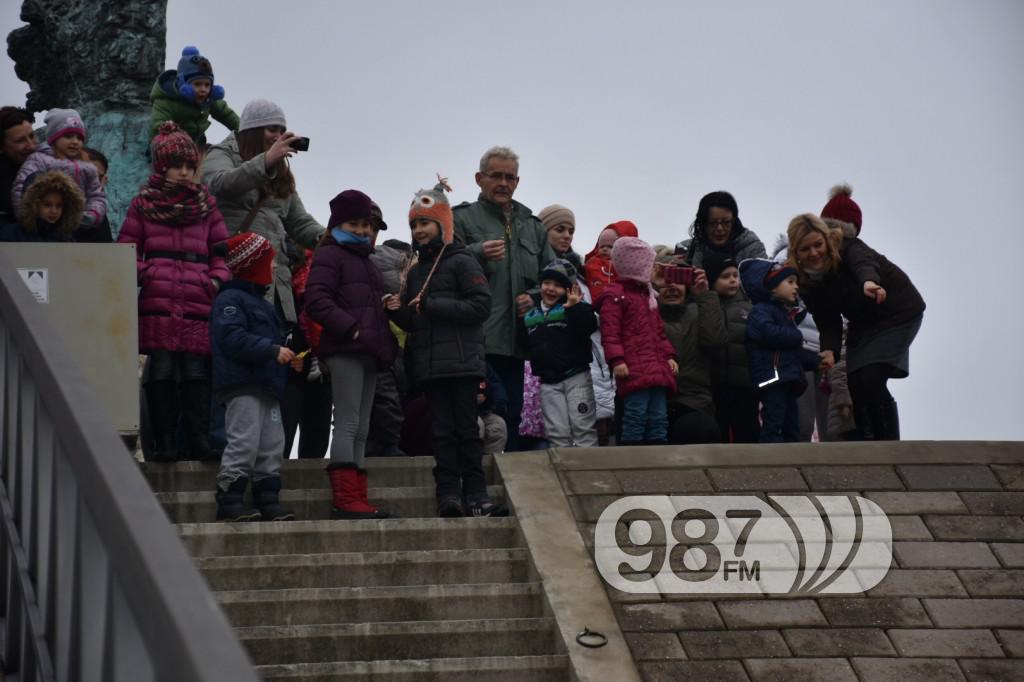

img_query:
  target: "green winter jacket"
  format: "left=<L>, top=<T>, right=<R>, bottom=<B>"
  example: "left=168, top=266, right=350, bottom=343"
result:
left=659, top=289, right=728, bottom=414
left=149, top=71, right=240, bottom=142
left=453, top=196, right=554, bottom=358
left=711, top=291, right=754, bottom=388
left=201, top=133, right=324, bottom=323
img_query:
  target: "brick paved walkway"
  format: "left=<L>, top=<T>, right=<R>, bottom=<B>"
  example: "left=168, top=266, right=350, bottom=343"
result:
left=554, top=442, right=1024, bottom=682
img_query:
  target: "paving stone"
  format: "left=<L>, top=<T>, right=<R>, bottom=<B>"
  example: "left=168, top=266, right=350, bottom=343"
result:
left=924, top=515, right=1024, bottom=541
left=865, top=491, right=969, bottom=515
left=716, top=599, right=827, bottom=628
left=562, top=470, right=623, bottom=495
left=897, top=465, right=1002, bottom=491
left=616, top=602, right=724, bottom=631
left=959, top=492, right=1024, bottom=515
left=818, top=597, right=931, bottom=627
left=625, top=632, right=687, bottom=660
left=888, top=628, right=1004, bottom=657
left=992, top=543, right=1024, bottom=568
left=893, top=542, right=1001, bottom=569
left=958, top=659, right=1024, bottom=682
left=890, top=515, right=934, bottom=540
left=616, top=469, right=714, bottom=494
left=996, top=629, right=1024, bottom=657
left=782, top=627, right=895, bottom=656
left=607, top=576, right=663, bottom=604
left=707, top=468, right=808, bottom=492
left=569, top=494, right=623, bottom=522
left=679, top=630, right=789, bottom=660
left=862, top=569, right=967, bottom=597
left=924, top=598, right=1024, bottom=627
left=802, top=465, right=904, bottom=491
left=957, top=569, right=1024, bottom=597
left=992, top=464, right=1024, bottom=490
left=641, top=660, right=750, bottom=682
left=851, top=657, right=967, bottom=682
left=743, top=657, right=858, bottom=682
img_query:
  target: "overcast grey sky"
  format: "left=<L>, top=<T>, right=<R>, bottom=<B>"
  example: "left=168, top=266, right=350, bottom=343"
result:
left=4, top=1, right=1023, bottom=440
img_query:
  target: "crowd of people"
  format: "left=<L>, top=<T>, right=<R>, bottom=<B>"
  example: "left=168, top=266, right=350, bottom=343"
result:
left=1, top=46, right=926, bottom=522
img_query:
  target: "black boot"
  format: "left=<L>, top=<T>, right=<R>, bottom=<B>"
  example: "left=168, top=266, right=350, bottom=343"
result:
left=851, top=405, right=876, bottom=441
left=215, top=477, right=261, bottom=522
left=252, top=476, right=296, bottom=521
left=879, top=399, right=901, bottom=441
left=182, top=382, right=219, bottom=461
left=145, top=381, right=180, bottom=462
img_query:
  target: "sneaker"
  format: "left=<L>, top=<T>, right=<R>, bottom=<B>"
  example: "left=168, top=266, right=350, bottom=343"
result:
left=465, top=497, right=509, bottom=518
left=307, top=357, right=323, bottom=382
left=437, top=495, right=464, bottom=518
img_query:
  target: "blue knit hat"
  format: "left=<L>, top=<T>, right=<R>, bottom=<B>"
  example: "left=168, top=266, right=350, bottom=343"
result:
left=763, top=263, right=798, bottom=292
left=175, top=47, right=225, bottom=103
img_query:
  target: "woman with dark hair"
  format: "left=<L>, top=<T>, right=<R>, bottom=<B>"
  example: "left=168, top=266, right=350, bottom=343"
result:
left=675, top=191, right=767, bottom=268
left=787, top=213, right=925, bottom=440
left=1, top=106, right=38, bottom=223
left=201, top=99, right=324, bottom=327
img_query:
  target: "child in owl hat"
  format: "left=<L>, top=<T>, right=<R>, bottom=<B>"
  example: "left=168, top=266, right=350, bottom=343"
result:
left=150, top=46, right=240, bottom=144
left=390, top=176, right=507, bottom=517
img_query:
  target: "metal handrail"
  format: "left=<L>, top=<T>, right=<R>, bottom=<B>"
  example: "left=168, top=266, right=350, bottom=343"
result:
left=0, top=251, right=259, bottom=681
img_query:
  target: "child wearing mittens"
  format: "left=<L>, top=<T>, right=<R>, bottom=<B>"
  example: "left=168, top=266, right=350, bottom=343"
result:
left=150, top=46, right=240, bottom=145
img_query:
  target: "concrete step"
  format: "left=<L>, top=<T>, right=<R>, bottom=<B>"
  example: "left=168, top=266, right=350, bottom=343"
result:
left=236, top=618, right=560, bottom=665
left=255, top=654, right=570, bottom=681
left=158, top=485, right=506, bottom=523
left=144, top=456, right=497, bottom=493
left=197, top=548, right=533, bottom=591
left=179, top=517, right=523, bottom=557
left=217, top=583, right=547, bottom=626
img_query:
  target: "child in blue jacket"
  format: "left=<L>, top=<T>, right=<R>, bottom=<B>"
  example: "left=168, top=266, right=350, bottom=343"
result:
left=210, top=233, right=296, bottom=521
left=739, top=258, right=821, bottom=443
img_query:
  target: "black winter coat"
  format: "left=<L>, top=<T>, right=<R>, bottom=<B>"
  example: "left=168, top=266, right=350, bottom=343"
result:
left=210, top=280, right=287, bottom=402
left=393, top=240, right=491, bottom=384
left=801, top=236, right=925, bottom=359
left=522, top=294, right=597, bottom=384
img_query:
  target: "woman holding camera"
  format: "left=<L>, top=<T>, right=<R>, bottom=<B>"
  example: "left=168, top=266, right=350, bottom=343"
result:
left=675, top=191, right=767, bottom=268
left=202, top=99, right=324, bottom=327
left=787, top=213, right=924, bottom=441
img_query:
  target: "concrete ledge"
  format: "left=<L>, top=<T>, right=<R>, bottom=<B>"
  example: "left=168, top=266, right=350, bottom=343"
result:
left=551, top=441, right=1024, bottom=471
left=497, top=451, right=641, bottom=682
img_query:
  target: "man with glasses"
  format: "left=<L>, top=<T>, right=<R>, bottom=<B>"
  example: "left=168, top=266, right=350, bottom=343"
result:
left=454, top=146, right=554, bottom=451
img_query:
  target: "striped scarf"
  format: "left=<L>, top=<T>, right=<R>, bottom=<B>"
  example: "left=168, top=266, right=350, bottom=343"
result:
left=136, top=173, right=215, bottom=225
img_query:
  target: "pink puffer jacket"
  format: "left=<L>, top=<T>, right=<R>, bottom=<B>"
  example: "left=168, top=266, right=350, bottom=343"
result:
left=596, top=279, right=677, bottom=397
left=118, top=199, right=230, bottom=355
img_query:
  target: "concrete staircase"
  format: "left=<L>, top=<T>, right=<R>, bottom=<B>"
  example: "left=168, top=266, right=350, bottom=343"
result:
left=146, top=456, right=570, bottom=680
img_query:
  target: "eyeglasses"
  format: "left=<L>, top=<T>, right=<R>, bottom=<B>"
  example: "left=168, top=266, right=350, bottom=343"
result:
left=481, top=171, right=519, bottom=184
left=707, top=219, right=733, bottom=228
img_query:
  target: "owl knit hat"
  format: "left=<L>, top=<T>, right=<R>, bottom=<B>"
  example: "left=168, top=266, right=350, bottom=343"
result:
left=44, top=109, right=87, bottom=145
left=224, top=232, right=275, bottom=286
left=175, top=46, right=226, bottom=104
left=408, top=175, right=454, bottom=243
left=150, top=121, right=199, bottom=174
left=821, top=183, right=862, bottom=235
left=611, top=237, right=658, bottom=309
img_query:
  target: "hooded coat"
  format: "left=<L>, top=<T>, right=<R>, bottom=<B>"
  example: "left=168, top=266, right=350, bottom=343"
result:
left=117, top=191, right=231, bottom=355
left=149, top=70, right=240, bottom=142
left=0, top=170, right=84, bottom=242
left=595, top=280, right=677, bottom=397
left=303, top=236, right=398, bottom=368
left=739, top=259, right=818, bottom=389
left=392, top=239, right=492, bottom=384
left=12, top=145, right=106, bottom=227
left=660, top=289, right=728, bottom=414
left=201, top=133, right=324, bottom=323
left=583, top=220, right=639, bottom=299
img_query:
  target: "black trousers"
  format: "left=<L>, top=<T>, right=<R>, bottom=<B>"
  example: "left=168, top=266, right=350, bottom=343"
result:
left=424, top=377, right=486, bottom=500
left=281, top=373, right=333, bottom=459
left=713, top=385, right=761, bottom=444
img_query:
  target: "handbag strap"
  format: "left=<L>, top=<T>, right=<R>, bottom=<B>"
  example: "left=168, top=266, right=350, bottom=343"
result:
left=237, top=195, right=267, bottom=233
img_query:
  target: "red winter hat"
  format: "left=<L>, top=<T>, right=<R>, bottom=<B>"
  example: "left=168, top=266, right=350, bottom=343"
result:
left=151, top=121, right=199, bottom=175
left=225, top=232, right=274, bottom=285
left=821, top=184, right=861, bottom=235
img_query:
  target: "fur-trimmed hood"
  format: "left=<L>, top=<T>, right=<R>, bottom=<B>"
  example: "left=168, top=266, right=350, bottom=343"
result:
left=18, top=170, right=85, bottom=238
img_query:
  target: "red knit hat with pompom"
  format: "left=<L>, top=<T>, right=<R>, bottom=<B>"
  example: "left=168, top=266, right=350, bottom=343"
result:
left=225, top=233, right=274, bottom=286
left=821, top=184, right=861, bottom=235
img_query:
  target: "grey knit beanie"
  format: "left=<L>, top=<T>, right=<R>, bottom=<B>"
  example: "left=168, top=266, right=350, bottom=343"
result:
left=539, top=258, right=577, bottom=289
left=238, top=99, right=287, bottom=132
left=537, top=204, right=575, bottom=231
